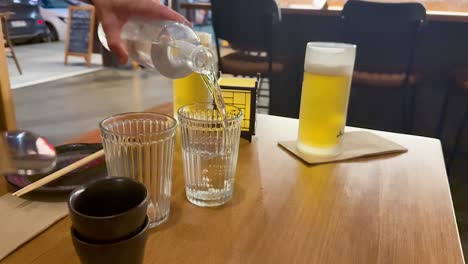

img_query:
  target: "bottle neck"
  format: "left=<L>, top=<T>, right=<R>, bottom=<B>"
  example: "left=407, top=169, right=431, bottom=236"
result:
left=188, top=45, right=215, bottom=74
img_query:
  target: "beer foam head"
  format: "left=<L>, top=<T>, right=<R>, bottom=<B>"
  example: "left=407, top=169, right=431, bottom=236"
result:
left=304, top=42, right=356, bottom=75
left=196, top=32, right=212, bottom=48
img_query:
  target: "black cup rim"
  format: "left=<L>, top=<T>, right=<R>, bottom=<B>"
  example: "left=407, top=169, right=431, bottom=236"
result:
left=71, top=217, right=149, bottom=246
left=68, top=176, right=147, bottom=220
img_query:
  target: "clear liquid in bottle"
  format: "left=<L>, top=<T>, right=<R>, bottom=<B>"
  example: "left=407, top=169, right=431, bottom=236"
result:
left=98, top=18, right=215, bottom=79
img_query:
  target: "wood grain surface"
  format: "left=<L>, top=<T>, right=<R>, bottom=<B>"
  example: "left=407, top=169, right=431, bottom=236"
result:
left=182, top=0, right=468, bottom=22
left=182, top=0, right=468, bottom=12
left=283, top=0, right=468, bottom=22
left=325, top=0, right=468, bottom=12
left=0, top=17, right=14, bottom=172
left=0, top=103, right=464, bottom=263
left=0, top=19, right=16, bottom=131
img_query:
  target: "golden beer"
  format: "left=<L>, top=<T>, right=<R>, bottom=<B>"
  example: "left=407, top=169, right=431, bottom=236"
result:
left=297, top=42, right=356, bottom=156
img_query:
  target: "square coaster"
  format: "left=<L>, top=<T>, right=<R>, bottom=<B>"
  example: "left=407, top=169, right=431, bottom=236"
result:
left=278, top=131, right=407, bottom=165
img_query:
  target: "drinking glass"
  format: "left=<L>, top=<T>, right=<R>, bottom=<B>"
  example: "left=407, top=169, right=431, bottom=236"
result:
left=99, top=112, right=177, bottom=228
left=297, top=42, right=356, bottom=156
left=178, top=104, right=243, bottom=207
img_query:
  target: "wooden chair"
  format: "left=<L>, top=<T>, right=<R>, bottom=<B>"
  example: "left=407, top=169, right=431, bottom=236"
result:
left=0, top=18, right=17, bottom=131
left=1, top=13, right=22, bottom=75
left=211, top=0, right=289, bottom=111
left=436, top=70, right=468, bottom=172
left=340, top=0, right=426, bottom=133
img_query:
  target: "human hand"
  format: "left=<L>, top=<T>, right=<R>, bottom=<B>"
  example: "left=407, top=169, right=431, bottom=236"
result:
left=93, top=0, right=190, bottom=64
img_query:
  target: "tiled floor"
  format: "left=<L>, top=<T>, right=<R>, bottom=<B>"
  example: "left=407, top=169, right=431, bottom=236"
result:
left=7, top=41, right=102, bottom=89
left=13, top=69, right=173, bottom=144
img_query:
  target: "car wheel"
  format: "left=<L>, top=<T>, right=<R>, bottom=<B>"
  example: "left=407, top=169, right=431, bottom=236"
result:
left=46, top=23, right=59, bottom=42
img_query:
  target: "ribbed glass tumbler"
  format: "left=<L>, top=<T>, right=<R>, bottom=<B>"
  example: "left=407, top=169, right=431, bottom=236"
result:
left=178, top=104, right=243, bottom=207
left=99, top=112, right=177, bottom=228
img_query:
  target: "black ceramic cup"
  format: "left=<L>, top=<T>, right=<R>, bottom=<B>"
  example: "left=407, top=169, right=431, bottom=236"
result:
left=68, top=176, right=148, bottom=242
left=71, top=217, right=149, bottom=264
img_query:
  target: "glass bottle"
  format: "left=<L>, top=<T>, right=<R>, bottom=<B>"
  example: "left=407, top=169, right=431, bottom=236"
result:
left=98, top=18, right=215, bottom=79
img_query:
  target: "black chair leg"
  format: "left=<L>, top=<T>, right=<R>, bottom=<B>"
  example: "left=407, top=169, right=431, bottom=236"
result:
left=447, top=102, right=468, bottom=170
left=258, top=77, right=265, bottom=97
left=346, top=83, right=357, bottom=127
left=405, top=84, right=417, bottom=134
left=436, top=84, right=451, bottom=140
left=400, top=80, right=412, bottom=134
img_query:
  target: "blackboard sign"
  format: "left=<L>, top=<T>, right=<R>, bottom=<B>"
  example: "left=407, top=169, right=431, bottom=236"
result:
left=65, top=6, right=95, bottom=67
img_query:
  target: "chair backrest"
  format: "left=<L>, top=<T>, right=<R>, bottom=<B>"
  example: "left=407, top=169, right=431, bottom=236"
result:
left=211, top=0, right=281, bottom=52
left=340, top=0, right=426, bottom=73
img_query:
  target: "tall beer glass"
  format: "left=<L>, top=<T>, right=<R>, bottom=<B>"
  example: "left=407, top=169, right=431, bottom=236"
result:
left=297, top=42, right=356, bottom=156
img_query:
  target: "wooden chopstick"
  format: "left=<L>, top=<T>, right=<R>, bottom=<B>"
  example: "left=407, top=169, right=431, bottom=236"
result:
left=12, top=149, right=105, bottom=197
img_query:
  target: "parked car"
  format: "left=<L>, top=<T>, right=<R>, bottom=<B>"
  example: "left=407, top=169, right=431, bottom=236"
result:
left=0, top=0, right=48, bottom=42
left=38, top=0, right=83, bottom=41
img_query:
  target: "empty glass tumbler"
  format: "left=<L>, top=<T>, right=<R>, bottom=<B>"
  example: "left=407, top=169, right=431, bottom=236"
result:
left=99, top=113, right=177, bottom=228
left=178, top=104, right=243, bottom=207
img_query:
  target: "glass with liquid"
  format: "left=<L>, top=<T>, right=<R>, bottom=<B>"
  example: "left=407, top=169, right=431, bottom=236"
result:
left=297, top=42, right=356, bottom=156
left=178, top=104, right=243, bottom=207
left=99, top=113, right=177, bottom=228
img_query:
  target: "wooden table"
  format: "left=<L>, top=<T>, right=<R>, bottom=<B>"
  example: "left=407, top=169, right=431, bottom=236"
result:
left=284, top=0, right=468, bottom=23
left=0, top=14, right=16, bottom=131
left=180, top=0, right=468, bottom=23
left=0, top=103, right=464, bottom=263
left=326, top=0, right=468, bottom=12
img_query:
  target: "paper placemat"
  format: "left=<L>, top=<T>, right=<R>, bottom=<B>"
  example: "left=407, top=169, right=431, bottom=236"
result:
left=278, top=131, right=407, bottom=165
left=0, top=193, right=68, bottom=260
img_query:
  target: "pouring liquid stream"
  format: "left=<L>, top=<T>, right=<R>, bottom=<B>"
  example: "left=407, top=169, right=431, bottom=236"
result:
left=99, top=22, right=228, bottom=127
left=199, top=65, right=228, bottom=128
left=199, top=67, right=228, bottom=153
left=127, top=36, right=228, bottom=126
left=167, top=38, right=228, bottom=127
left=164, top=38, right=230, bottom=148
left=125, top=39, right=228, bottom=127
